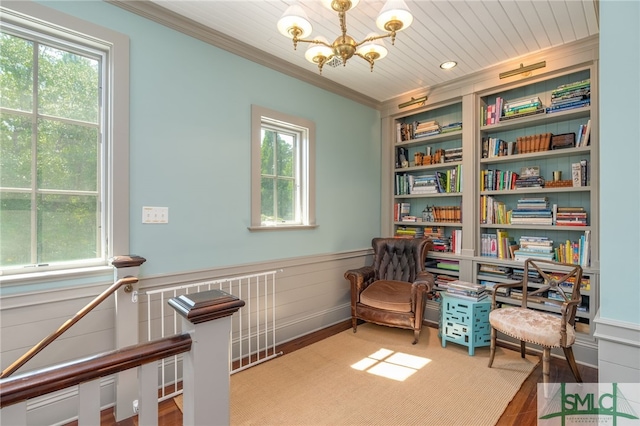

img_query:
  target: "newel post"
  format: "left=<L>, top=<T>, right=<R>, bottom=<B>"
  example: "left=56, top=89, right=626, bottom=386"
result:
left=169, top=290, right=245, bottom=426
left=110, top=255, right=146, bottom=421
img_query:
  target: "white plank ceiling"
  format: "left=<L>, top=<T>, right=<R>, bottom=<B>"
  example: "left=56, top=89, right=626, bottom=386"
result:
left=146, top=0, right=599, bottom=103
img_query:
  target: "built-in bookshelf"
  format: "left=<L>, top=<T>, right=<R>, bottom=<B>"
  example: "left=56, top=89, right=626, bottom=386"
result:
left=393, top=100, right=463, bottom=254
left=383, top=42, right=599, bottom=363
left=478, top=68, right=595, bottom=270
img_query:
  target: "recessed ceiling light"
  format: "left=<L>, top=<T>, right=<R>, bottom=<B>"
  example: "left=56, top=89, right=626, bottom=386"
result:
left=440, top=61, right=457, bottom=70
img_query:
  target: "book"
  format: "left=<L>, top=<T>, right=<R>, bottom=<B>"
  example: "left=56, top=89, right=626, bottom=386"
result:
left=580, top=159, right=589, bottom=186
left=445, top=290, right=488, bottom=301
left=581, top=119, right=592, bottom=147
left=400, top=202, right=411, bottom=220
left=571, top=163, right=582, bottom=187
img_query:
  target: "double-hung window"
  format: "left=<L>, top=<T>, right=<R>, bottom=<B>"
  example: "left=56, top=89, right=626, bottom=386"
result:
left=0, top=3, right=129, bottom=278
left=250, top=105, right=316, bottom=230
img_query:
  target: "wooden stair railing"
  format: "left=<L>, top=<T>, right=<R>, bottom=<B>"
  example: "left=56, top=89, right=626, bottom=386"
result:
left=0, top=333, right=192, bottom=408
left=0, top=275, right=140, bottom=379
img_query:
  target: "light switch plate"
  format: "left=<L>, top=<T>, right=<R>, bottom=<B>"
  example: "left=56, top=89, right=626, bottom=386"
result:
left=142, top=206, right=168, bottom=223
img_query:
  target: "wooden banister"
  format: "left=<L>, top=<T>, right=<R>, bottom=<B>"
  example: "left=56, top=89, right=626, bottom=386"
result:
left=0, top=333, right=192, bottom=408
left=0, top=275, right=140, bottom=379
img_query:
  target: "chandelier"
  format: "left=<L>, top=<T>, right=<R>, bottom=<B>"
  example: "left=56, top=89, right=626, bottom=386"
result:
left=277, top=0, right=413, bottom=74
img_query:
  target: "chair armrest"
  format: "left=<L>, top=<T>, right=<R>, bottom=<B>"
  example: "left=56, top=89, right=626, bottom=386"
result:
left=490, top=281, right=523, bottom=309
left=558, top=299, right=582, bottom=346
left=560, top=298, right=582, bottom=322
left=413, top=271, right=435, bottom=292
left=344, top=266, right=375, bottom=294
left=411, top=271, right=435, bottom=311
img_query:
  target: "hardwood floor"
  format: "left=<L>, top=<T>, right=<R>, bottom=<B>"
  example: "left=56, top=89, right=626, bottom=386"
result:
left=87, top=320, right=597, bottom=426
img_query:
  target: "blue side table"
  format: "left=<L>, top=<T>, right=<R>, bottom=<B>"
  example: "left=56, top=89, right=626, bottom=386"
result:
left=440, top=293, right=491, bottom=356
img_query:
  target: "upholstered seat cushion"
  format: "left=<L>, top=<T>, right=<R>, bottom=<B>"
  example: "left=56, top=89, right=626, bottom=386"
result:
left=360, top=280, right=412, bottom=312
left=489, top=307, right=576, bottom=348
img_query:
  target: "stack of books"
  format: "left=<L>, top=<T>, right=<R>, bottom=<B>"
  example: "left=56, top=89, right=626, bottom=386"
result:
left=409, top=174, right=439, bottom=194
left=423, top=226, right=445, bottom=239
left=478, top=263, right=513, bottom=278
left=511, top=267, right=544, bottom=284
left=433, top=274, right=458, bottom=290
left=513, top=236, right=555, bottom=262
left=445, top=280, right=488, bottom=301
left=436, top=259, right=459, bottom=271
left=515, top=175, right=545, bottom=189
left=556, top=207, right=588, bottom=226
left=431, top=237, right=452, bottom=252
left=413, top=120, right=441, bottom=138
left=394, top=226, right=424, bottom=238
left=440, top=121, right=462, bottom=133
left=510, top=197, right=553, bottom=225
left=444, top=147, right=462, bottom=163
left=547, top=79, right=591, bottom=114
left=501, top=96, right=544, bottom=121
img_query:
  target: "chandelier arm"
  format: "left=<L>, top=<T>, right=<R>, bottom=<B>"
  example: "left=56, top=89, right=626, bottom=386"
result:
left=294, top=37, right=334, bottom=49
left=355, top=52, right=376, bottom=72
left=354, top=32, right=392, bottom=48
left=316, top=53, right=335, bottom=75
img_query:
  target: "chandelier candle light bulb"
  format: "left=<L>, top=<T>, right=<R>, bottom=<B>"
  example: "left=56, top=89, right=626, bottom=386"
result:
left=277, top=0, right=413, bottom=74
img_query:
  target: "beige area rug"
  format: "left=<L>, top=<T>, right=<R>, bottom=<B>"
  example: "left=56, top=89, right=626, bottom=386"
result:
left=176, top=323, right=538, bottom=425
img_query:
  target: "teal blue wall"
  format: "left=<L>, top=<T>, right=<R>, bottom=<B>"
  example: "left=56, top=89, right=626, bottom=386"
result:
left=42, top=1, right=382, bottom=276
left=600, top=0, right=640, bottom=324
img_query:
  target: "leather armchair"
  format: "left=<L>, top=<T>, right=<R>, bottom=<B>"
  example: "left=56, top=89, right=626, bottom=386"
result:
left=344, top=237, right=434, bottom=344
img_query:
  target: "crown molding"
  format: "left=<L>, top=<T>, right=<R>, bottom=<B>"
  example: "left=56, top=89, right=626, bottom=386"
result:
left=106, top=0, right=381, bottom=110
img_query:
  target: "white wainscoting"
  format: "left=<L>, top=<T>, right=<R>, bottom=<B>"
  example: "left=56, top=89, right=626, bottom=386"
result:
left=594, top=310, right=640, bottom=383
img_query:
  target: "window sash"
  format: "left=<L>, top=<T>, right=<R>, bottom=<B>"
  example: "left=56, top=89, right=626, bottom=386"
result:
left=0, top=3, right=129, bottom=278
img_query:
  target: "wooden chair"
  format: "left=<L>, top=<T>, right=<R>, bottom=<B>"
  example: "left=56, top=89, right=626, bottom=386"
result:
left=488, top=258, right=583, bottom=383
left=344, top=237, right=434, bottom=344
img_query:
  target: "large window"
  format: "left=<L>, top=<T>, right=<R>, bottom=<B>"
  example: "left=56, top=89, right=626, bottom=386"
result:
left=250, top=105, right=316, bottom=230
left=0, top=3, right=129, bottom=278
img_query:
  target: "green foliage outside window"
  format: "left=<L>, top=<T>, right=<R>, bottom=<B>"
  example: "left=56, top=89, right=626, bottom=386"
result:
left=260, top=128, right=296, bottom=224
left=0, top=31, right=102, bottom=269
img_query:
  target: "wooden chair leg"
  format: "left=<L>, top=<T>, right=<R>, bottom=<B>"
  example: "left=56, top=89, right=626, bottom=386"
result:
left=352, top=317, right=358, bottom=333
left=563, top=346, right=583, bottom=383
left=412, top=329, right=419, bottom=345
left=542, top=347, right=551, bottom=384
left=488, top=327, right=496, bottom=367
left=520, top=341, right=526, bottom=358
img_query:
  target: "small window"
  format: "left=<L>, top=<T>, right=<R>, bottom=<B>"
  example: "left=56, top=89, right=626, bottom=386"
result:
left=250, top=105, right=316, bottom=230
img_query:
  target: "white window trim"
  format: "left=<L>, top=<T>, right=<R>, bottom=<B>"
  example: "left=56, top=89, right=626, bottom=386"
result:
left=0, top=1, right=130, bottom=284
left=249, top=105, right=317, bottom=231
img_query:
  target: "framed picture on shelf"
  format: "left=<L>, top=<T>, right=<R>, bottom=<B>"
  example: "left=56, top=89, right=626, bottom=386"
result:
left=520, top=166, right=540, bottom=177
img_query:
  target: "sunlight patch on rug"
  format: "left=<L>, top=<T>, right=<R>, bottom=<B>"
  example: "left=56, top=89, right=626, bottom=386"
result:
left=351, top=348, right=431, bottom=381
